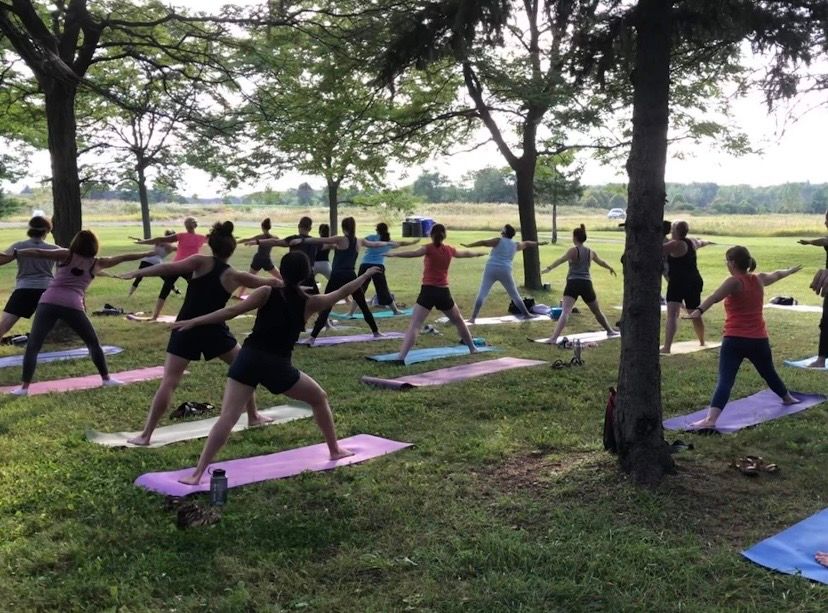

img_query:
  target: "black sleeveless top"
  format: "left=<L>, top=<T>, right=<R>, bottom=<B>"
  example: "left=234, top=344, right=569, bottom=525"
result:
left=824, top=245, right=827, bottom=268
left=256, top=233, right=273, bottom=258
left=176, top=258, right=231, bottom=323
left=667, top=238, right=700, bottom=281
left=332, top=235, right=358, bottom=273
left=245, top=287, right=308, bottom=357
left=316, top=247, right=330, bottom=262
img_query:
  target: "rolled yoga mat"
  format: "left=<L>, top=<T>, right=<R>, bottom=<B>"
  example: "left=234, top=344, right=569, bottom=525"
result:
left=742, top=508, right=828, bottom=585
left=764, top=303, right=823, bottom=314
left=531, top=331, right=620, bottom=344
left=134, top=434, right=412, bottom=496
left=784, top=357, right=828, bottom=370
left=297, top=332, right=405, bottom=346
left=368, top=345, right=495, bottom=365
left=86, top=404, right=313, bottom=448
left=435, top=314, right=548, bottom=326
left=662, top=389, right=826, bottom=434
left=362, top=357, right=547, bottom=390
left=330, top=307, right=413, bottom=320
left=1, top=366, right=174, bottom=397
left=125, top=314, right=177, bottom=323
left=661, top=341, right=721, bottom=355
left=0, top=345, right=123, bottom=369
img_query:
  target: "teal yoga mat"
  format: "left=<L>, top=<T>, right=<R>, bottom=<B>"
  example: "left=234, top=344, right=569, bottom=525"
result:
left=367, top=345, right=496, bottom=365
left=784, top=357, right=828, bottom=370
left=330, top=307, right=413, bottom=320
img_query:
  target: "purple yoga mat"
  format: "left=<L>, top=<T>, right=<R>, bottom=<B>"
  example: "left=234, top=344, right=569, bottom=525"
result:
left=297, top=332, right=404, bottom=346
left=663, top=390, right=826, bottom=433
left=361, top=357, right=547, bottom=390
left=134, top=434, right=411, bottom=496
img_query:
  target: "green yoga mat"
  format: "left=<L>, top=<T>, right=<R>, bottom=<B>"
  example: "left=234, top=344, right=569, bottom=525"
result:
left=330, top=307, right=414, bottom=320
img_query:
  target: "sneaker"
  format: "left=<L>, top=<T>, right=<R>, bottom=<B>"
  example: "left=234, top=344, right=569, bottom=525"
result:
left=101, top=377, right=125, bottom=388
left=9, top=386, right=28, bottom=397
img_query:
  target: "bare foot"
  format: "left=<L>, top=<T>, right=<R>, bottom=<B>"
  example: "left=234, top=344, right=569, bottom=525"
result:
left=330, top=447, right=355, bottom=461
left=807, top=358, right=826, bottom=368
left=782, top=394, right=801, bottom=405
left=816, top=552, right=828, bottom=568
left=127, top=434, right=152, bottom=446
left=247, top=412, right=274, bottom=427
left=606, top=329, right=619, bottom=337
left=469, top=346, right=479, bottom=354
left=689, top=417, right=717, bottom=430
left=373, top=331, right=383, bottom=338
left=307, top=336, right=317, bottom=347
left=659, top=346, right=671, bottom=354
left=178, top=473, right=203, bottom=485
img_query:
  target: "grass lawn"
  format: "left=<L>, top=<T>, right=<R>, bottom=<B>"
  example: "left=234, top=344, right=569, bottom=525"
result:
left=0, top=220, right=826, bottom=611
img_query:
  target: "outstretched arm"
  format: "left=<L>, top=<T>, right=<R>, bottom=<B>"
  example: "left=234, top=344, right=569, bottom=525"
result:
left=0, top=245, right=18, bottom=265
left=15, top=247, right=70, bottom=261
left=454, top=249, right=486, bottom=258
left=798, top=237, right=828, bottom=247
left=247, top=237, right=291, bottom=248
left=131, top=234, right=177, bottom=246
left=387, top=246, right=427, bottom=258
left=232, top=269, right=284, bottom=289
left=362, top=238, right=395, bottom=249
left=461, top=238, right=499, bottom=248
left=685, top=277, right=743, bottom=319
left=96, top=250, right=158, bottom=270
left=692, top=238, right=715, bottom=249
left=542, top=250, right=571, bottom=274
left=115, top=255, right=202, bottom=280
left=592, top=251, right=617, bottom=277
left=517, top=240, right=548, bottom=251
left=392, top=238, right=420, bottom=247
left=171, top=287, right=268, bottom=331
left=238, top=232, right=270, bottom=244
left=306, top=266, right=381, bottom=315
left=758, top=265, right=802, bottom=287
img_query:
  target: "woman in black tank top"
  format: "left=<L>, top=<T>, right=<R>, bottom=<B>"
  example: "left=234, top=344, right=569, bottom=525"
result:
left=170, top=251, right=383, bottom=485
left=797, top=210, right=828, bottom=367
left=117, top=222, right=291, bottom=447
left=233, top=217, right=283, bottom=299
left=661, top=220, right=714, bottom=354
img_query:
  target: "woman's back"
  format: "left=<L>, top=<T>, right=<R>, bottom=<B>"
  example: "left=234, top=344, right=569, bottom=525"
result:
left=177, top=258, right=231, bottom=322
left=488, top=238, right=516, bottom=268
left=567, top=246, right=591, bottom=281
left=724, top=274, right=767, bottom=338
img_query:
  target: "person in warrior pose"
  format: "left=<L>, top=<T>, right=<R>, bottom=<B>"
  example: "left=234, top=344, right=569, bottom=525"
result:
left=797, top=209, right=828, bottom=367
left=127, top=230, right=177, bottom=298
left=234, top=217, right=282, bottom=300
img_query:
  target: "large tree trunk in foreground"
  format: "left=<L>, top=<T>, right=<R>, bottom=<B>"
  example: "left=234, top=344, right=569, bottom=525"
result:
left=515, top=161, right=542, bottom=289
left=615, top=0, right=675, bottom=485
left=45, top=83, right=82, bottom=247
left=137, top=164, right=152, bottom=239
left=327, top=178, right=340, bottom=231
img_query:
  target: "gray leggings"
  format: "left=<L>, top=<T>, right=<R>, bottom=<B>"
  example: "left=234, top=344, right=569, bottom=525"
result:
left=22, top=303, right=109, bottom=383
left=472, top=266, right=530, bottom=319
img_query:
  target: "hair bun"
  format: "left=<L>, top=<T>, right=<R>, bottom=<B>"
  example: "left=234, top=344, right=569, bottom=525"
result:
left=212, top=221, right=234, bottom=236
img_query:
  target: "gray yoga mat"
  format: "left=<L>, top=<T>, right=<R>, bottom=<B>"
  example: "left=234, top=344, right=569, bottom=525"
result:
left=0, top=345, right=123, bottom=369
left=368, top=345, right=495, bottom=365
left=362, top=357, right=546, bottom=389
left=86, top=404, right=313, bottom=448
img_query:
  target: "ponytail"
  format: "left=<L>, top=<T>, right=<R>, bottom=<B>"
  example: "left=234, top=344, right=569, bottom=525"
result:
left=261, top=217, right=271, bottom=233
left=573, top=224, right=587, bottom=243
left=430, top=223, right=446, bottom=246
left=726, top=245, right=756, bottom=272
left=376, top=222, right=390, bottom=242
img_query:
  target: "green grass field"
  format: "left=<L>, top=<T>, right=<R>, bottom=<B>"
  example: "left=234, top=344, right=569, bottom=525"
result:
left=0, top=221, right=826, bottom=611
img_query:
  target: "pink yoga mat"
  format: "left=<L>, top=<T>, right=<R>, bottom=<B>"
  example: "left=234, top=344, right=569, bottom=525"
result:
left=297, top=332, right=404, bottom=346
left=663, top=390, right=826, bottom=433
left=134, top=434, right=412, bottom=496
left=362, top=357, right=547, bottom=390
left=1, top=366, right=171, bottom=396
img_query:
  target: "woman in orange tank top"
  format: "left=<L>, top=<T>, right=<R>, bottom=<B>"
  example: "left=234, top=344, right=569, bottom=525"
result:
left=685, top=246, right=802, bottom=429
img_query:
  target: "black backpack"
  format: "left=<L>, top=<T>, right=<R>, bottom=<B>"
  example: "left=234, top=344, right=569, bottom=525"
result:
left=769, top=296, right=797, bottom=306
left=603, top=387, right=617, bottom=454
left=508, top=297, right=536, bottom=314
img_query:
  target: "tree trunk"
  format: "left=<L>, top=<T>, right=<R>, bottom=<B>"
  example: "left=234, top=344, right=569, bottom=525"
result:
left=44, top=83, right=82, bottom=247
left=552, top=201, right=558, bottom=244
left=614, top=0, right=675, bottom=485
left=137, top=164, right=152, bottom=239
left=327, top=178, right=340, bottom=231
left=514, top=160, right=542, bottom=289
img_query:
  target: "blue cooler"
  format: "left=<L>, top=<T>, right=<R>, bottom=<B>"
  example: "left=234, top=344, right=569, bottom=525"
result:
left=420, top=218, right=435, bottom=236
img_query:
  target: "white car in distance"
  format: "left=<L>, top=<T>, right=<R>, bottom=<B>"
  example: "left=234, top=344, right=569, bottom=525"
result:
left=607, top=208, right=626, bottom=220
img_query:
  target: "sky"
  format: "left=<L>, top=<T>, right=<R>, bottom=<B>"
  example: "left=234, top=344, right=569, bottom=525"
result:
left=6, top=1, right=828, bottom=196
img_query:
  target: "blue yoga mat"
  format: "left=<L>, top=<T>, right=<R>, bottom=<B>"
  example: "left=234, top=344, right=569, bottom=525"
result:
left=0, top=345, right=124, bottom=369
left=742, top=508, right=828, bottom=585
left=330, top=307, right=413, bottom=320
left=368, top=345, right=495, bottom=365
left=784, top=357, right=828, bottom=370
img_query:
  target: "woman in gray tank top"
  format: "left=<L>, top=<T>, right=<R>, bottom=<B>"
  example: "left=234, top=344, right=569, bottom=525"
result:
left=541, top=224, right=617, bottom=345
left=0, top=216, right=60, bottom=340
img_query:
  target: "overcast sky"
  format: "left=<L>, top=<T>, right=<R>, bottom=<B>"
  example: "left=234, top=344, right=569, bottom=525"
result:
left=8, top=1, right=827, bottom=196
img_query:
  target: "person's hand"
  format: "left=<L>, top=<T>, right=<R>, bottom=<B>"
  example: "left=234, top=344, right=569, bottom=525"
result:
left=797, top=239, right=810, bottom=245
left=115, top=271, right=137, bottom=280
left=684, top=309, right=703, bottom=320
left=811, top=269, right=828, bottom=297
left=460, top=243, right=470, bottom=248
left=243, top=239, right=258, bottom=246
left=788, top=264, right=803, bottom=275
left=537, top=241, right=549, bottom=246
left=364, top=266, right=383, bottom=277
left=170, top=319, right=195, bottom=332
left=609, top=268, right=617, bottom=277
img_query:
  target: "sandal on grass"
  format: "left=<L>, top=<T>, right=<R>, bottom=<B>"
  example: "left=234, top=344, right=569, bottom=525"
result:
left=732, top=456, right=760, bottom=476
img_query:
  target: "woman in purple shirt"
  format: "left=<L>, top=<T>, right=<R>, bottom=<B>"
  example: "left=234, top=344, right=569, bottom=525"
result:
left=9, top=230, right=155, bottom=396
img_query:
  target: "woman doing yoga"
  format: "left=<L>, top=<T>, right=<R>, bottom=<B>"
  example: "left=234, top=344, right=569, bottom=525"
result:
left=661, top=220, right=714, bottom=354
left=118, top=222, right=290, bottom=446
left=127, top=231, right=177, bottom=298
left=313, top=223, right=332, bottom=281
left=235, top=217, right=282, bottom=299
left=170, top=252, right=382, bottom=485
left=685, top=246, right=801, bottom=429
left=387, top=224, right=483, bottom=362
left=10, top=231, right=156, bottom=396
left=797, top=209, right=828, bottom=367
left=541, top=224, right=617, bottom=345
left=463, top=224, right=546, bottom=323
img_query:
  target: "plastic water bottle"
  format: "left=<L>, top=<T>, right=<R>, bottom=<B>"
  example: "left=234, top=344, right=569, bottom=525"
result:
left=209, top=469, right=228, bottom=507
left=574, top=339, right=582, bottom=362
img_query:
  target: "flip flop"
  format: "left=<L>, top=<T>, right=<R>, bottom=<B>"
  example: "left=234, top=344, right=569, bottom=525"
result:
left=732, top=456, right=759, bottom=476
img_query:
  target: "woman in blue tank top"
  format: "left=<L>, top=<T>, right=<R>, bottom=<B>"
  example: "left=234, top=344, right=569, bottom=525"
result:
left=462, top=224, right=546, bottom=323
left=541, top=224, right=617, bottom=345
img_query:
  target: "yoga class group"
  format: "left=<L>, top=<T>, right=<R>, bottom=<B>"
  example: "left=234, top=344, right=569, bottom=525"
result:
left=1, top=211, right=827, bottom=492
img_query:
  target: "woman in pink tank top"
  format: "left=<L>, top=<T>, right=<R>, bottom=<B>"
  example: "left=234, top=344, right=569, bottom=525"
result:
left=10, top=230, right=156, bottom=396
left=685, top=246, right=802, bottom=429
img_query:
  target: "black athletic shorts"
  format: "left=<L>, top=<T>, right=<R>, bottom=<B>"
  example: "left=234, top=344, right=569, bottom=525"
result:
left=563, top=278, right=597, bottom=304
left=166, top=325, right=237, bottom=361
left=4, top=288, right=46, bottom=319
left=228, top=345, right=301, bottom=395
left=666, top=276, right=703, bottom=309
left=251, top=253, right=275, bottom=272
left=416, top=285, right=454, bottom=311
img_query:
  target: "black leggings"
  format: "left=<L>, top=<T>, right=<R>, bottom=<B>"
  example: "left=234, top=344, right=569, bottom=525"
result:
left=357, top=263, right=393, bottom=306
left=132, top=261, right=153, bottom=289
left=310, top=270, right=378, bottom=338
left=23, top=303, right=109, bottom=383
left=819, top=293, right=828, bottom=358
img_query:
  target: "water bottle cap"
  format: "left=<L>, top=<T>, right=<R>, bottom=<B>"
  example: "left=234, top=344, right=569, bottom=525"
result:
left=211, top=468, right=226, bottom=477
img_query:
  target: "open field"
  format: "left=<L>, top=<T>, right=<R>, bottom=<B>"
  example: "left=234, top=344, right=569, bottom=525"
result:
left=0, top=221, right=826, bottom=611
